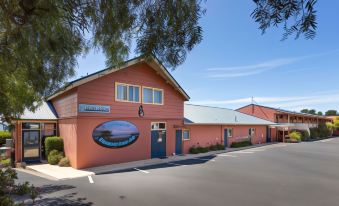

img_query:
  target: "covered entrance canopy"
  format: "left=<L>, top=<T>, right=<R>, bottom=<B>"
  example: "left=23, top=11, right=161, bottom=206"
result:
left=269, top=123, right=310, bottom=142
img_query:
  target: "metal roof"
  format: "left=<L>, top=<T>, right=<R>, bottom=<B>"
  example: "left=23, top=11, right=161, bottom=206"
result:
left=20, top=101, right=58, bottom=120
left=237, top=104, right=330, bottom=119
left=184, top=104, right=275, bottom=125
left=47, top=56, right=190, bottom=101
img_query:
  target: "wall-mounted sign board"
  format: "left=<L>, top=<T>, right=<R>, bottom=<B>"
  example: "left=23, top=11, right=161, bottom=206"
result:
left=78, top=104, right=110, bottom=113
left=92, top=120, right=140, bottom=148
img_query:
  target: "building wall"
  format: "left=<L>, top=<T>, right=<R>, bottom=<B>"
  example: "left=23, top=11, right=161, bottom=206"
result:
left=52, top=89, right=78, bottom=118
left=58, top=118, right=78, bottom=167
left=237, top=105, right=277, bottom=122
left=183, top=124, right=268, bottom=154
left=51, top=63, right=186, bottom=169
left=74, top=117, right=182, bottom=169
left=77, top=63, right=184, bottom=119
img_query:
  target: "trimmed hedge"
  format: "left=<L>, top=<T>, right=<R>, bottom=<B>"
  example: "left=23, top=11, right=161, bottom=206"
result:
left=47, top=150, right=64, bottom=165
left=189, top=143, right=225, bottom=154
left=230, top=140, right=251, bottom=148
left=45, top=136, right=63, bottom=157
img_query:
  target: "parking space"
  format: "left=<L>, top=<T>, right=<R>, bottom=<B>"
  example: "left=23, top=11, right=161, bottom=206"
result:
left=16, top=138, right=339, bottom=206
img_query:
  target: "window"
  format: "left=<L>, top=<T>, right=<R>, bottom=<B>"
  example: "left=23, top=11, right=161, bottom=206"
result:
left=143, top=87, right=164, bottom=105
left=22, top=123, right=40, bottom=130
left=151, top=122, right=166, bottom=130
left=154, top=89, right=163, bottom=104
left=249, top=128, right=255, bottom=136
left=182, top=129, right=190, bottom=140
left=116, top=83, right=140, bottom=103
left=143, top=88, right=153, bottom=103
left=227, top=128, right=233, bottom=137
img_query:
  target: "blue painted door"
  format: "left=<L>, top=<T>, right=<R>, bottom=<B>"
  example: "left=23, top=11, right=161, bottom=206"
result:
left=266, top=127, right=271, bottom=142
left=151, top=130, right=166, bottom=158
left=175, top=130, right=183, bottom=155
left=224, top=129, right=228, bottom=148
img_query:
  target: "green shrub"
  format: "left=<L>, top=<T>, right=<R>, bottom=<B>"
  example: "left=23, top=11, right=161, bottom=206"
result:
left=47, top=150, right=64, bottom=165
left=196, top=146, right=209, bottom=153
left=0, top=131, right=11, bottom=145
left=310, top=123, right=332, bottom=139
left=189, top=143, right=224, bottom=154
left=289, top=131, right=301, bottom=142
left=0, top=158, right=10, bottom=167
left=58, top=157, right=70, bottom=167
left=231, top=140, right=251, bottom=148
left=300, top=130, right=310, bottom=141
left=45, top=136, right=63, bottom=157
left=209, top=144, right=218, bottom=151
left=216, top=143, right=225, bottom=150
left=189, top=146, right=198, bottom=154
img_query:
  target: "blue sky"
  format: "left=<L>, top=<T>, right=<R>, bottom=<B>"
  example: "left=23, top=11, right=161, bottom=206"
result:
left=75, top=0, right=339, bottom=113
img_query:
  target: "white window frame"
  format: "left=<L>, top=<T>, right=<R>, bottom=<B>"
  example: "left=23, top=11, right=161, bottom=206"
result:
left=226, top=128, right=233, bottom=137
left=182, top=129, right=190, bottom=141
left=115, top=82, right=141, bottom=103
left=249, top=128, right=255, bottom=136
left=151, top=122, right=166, bottom=131
left=142, top=86, right=164, bottom=105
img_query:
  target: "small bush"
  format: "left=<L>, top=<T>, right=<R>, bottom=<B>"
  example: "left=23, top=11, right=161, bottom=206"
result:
left=216, top=143, right=225, bottom=150
left=0, top=158, right=10, bottom=167
left=47, top=150, right=64, bottom=165
left=196, top=146, right=209, bottom=153
left=310, top=123, right=332, bottom=139
left=289, top=131, right=301, bottom=142
left=189, top=143, right=225, bottom=154
left=0, top=131, right=11, bottom=145
left=58, top=157, right=70, bottom=167
left=209, top=144, right=218, bottom=151
left=189, top=146, right=198, bottom=154
left=231, top=140, right=251, bottom=148
left=300, top=130, right=310, bottom=141
left=45, top=136, right=63, bottom=157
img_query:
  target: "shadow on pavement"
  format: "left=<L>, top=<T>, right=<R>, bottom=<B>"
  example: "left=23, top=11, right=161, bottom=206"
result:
left=30, top=193, right=93, bottom=206
left=97, top=154, right=217, bottom=175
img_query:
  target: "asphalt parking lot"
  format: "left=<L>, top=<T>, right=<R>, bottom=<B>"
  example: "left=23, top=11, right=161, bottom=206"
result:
left=16, top=137, right=339, bottom=206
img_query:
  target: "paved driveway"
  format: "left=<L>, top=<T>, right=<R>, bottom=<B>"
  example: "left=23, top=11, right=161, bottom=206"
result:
left=17, top=137, right=339, bottom=206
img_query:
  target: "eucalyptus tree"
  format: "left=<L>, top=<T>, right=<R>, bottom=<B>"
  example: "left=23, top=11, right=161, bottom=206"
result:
left=0, top=0, right=319, bottom=122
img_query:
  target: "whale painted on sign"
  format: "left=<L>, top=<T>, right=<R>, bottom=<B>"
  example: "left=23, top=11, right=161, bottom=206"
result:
left=92, top=121, right=140, bottom=148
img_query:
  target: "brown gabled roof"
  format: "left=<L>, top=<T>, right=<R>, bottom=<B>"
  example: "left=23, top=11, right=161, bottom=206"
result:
left=237, top=104, right=331, bottom=119
left=47, top=56, right=190, bottom=101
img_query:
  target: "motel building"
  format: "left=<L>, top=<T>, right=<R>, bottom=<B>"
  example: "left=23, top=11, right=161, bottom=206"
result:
left=12, top=56, right=276, bottom=169
left=237, top=104, right=333, bottom=142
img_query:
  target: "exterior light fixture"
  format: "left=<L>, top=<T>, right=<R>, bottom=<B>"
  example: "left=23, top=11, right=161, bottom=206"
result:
left=138, top=105, right=144, bottom=117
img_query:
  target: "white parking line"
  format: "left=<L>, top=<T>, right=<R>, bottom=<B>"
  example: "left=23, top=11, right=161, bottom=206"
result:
left=232, top=151, right=254, bottom=154
left=217, top=154, right=237, bottom=157
left=134, top=168, right=150, bottom=174
left=247, top=149, right=266, bottom=152
left=195, top=158, right=216, bottom=162
left=168, top=162, right=186, bottom=166
left=88, top=176, right=94, bottom=184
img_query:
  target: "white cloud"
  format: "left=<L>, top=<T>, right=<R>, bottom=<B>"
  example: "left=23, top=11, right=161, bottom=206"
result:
left=189, top=92, right=339, bottom=111
left=205, top=50, right=339, bottom=78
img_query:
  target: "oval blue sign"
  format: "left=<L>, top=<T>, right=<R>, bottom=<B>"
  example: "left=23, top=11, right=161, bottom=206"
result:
left=92, top=121, right=139, bottom=148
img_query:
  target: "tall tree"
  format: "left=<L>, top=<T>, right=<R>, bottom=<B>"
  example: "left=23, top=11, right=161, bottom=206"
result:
left=251, top=0, right=317, bottom=40
left=0, top=0, right=204, bottom=122
left=301, top=109, right=309, bottom=114
left=317, top=111, right=323, bottom=116
left=325, top=110, right=338, bottom=116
